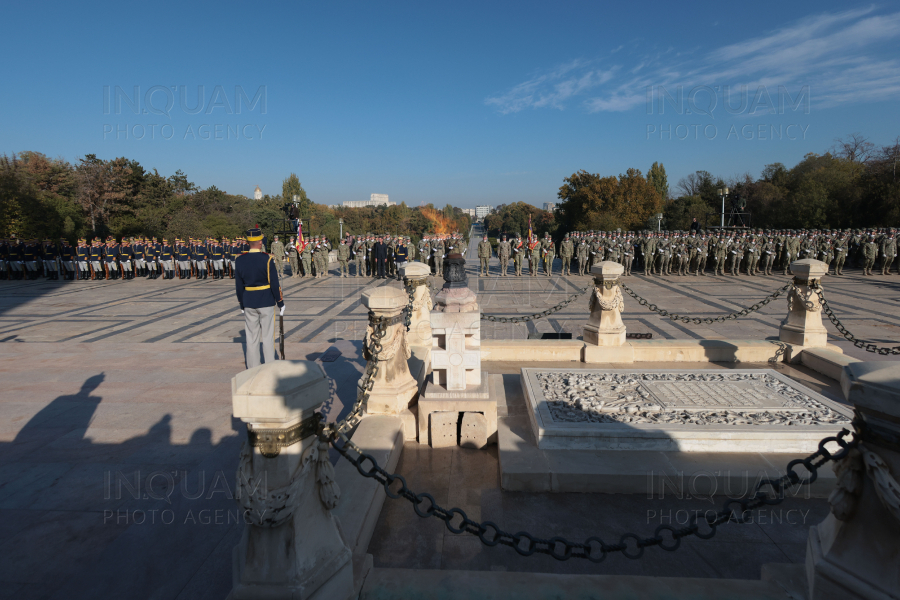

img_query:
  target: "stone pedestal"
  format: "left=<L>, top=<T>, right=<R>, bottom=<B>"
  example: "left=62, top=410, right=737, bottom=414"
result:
left=806, top=361, right=900, bottom=600
left=583, top=261, right=626, bottom=346
left=420, top=253, right=497, bottom=446
left=779, top=259, right=828, bottom=348
left=403, top=262, right=433, bottom=347
left=360, top=287, right=418, bottom=440
left=230, top=361, right=353, bottom=600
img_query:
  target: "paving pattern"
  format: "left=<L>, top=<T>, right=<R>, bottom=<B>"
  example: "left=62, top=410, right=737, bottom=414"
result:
left=2, top=230, right=898, bottom=361
left=1, top=224, right=898, bottom=598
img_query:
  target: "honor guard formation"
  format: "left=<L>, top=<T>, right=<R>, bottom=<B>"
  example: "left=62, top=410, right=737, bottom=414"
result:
left=471, top=227, right=898, bottom=277
left=1, top=227, right=895, bottom=281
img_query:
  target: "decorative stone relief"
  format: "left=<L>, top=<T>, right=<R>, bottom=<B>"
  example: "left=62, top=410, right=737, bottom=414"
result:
left=535, top=371, right=851, bottom=427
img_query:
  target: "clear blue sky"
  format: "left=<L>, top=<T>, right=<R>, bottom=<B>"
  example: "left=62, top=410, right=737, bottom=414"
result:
left=2, top=1, right=898, bottom=208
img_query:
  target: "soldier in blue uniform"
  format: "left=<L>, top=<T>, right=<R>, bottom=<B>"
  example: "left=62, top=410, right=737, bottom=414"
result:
left=75, top=238, right=89, bottom=279
left=120, top=239, right=135, bottom=280
left=210, top=238, right=225, bottom=279
left=89, top=240, right=104, bottom=279
left=194, top=239, right=208, bottom=279
left=235, top=228, right=285, bottom=368
left=160, top=239, right=175, bottom=279
left=103, top=238, right=120, bottom=279
left=176, top=239, right=191, bottom=279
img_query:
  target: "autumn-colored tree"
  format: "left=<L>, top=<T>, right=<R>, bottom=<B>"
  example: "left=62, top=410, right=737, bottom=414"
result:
left=556, top=169, right=662, bottom=233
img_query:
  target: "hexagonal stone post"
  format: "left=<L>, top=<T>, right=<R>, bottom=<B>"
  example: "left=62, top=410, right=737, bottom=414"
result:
left=779, top=259, right=828, bottom=347
left=403, top=261, right=433, bottom=347
left=583, top=261, right=626, bottom=346
left=805, top=362, right=900, bottom=599
left=360, top=287, right=418, bottom=438
left=230, top=360, right=352, bottom=600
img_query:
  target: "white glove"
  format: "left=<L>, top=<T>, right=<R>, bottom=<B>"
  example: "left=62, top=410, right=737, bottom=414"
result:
left=279, top=305, right=285, bottom=316
left=240, top=309, right=244, bottom=314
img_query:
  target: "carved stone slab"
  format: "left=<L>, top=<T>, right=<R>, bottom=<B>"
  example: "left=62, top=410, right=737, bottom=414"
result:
left=522, top=368, right=854, bottom=452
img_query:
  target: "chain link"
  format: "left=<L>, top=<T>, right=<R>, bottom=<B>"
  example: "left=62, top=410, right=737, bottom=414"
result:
left=324, top=416, right=862, bottom=562
left=811, top=284, right=900, bottom=355
left=481, top=284, right=592, bottom=324
left=768, top=340, right=788, bottom=365
left=403, top=281, right=415, bottom=332
left=620, top=282, right=792, bottom=325
left=322, top=311, right=387, bottom=440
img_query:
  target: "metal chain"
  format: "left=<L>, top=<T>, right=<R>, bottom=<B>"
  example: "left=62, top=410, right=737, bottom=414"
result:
left=481, top=284, right=592, bottom=324
left=811, top=284, right=900, bottom=355
left=324, top=418, right=861, bottom=561
left=403, top=281, right=415, bottom=332
left=768, top=340, right=788, bottom=365
left=620, top=282, right=792, bottom=325
left=323, top=312, right=387, bottom=440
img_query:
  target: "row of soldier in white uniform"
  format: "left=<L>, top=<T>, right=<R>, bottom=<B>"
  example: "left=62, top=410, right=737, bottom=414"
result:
left=469, top=227, right=899, bottom=277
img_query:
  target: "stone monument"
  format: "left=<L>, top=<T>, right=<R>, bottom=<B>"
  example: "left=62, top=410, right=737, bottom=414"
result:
left=805, top=361, right=900, bottom=599
left=360, top=287, right=418, bottom=440
left=521, top=368, right=853, bottom=452
left=230, top=360, right=353, bottom=600
left=582, top=261, right=635, bottom=362
left=779, top=258, right=829, bottom=349
left=419, top=254, right=495, bottom=448
left=583, top=261, right=626, bottom=346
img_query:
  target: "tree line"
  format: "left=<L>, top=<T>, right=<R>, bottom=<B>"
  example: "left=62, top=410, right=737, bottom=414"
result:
left=0, top=152, right=471, bottom=245
left=485, top=133, right=899, bottom=240
left=665, top=133, right=899, bottom=231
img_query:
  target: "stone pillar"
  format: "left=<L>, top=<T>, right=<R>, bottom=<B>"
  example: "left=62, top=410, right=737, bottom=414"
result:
left=430, top=253, right=482, bottom=389
left=806, top=362, right=900, bottom=599
left=583, top=261, right=626, bottom=346
left=779, top=259, right=828, bottom=348
left=230, top=361, right=352, bottom=600
left=403, top=261, right=433, bottom=347
left=360, top=287, right=418, bottom=439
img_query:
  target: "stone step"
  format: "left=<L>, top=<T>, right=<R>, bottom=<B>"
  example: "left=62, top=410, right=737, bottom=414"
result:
left=499, top=414, right=837, bottom=496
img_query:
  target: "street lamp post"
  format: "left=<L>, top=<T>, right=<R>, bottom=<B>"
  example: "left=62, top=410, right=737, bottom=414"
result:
left=656, top=213, right=663, bottom=232
left=339, top=218, right=343, bottom=239
left=718, top=187, right=729, bottom=228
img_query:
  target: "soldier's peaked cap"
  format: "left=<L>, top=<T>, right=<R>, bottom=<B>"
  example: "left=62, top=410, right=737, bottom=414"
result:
left=245, top=228, right=263, bottom=242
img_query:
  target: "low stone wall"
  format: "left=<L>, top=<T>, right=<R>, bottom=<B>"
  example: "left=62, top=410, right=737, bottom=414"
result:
left=483, top=338, right=846, bottom=369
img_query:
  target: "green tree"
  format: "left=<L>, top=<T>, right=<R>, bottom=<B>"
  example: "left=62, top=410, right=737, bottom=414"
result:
left=647, top=162, right=669, bottom=202
left=282, top=173, right=310, bottom=217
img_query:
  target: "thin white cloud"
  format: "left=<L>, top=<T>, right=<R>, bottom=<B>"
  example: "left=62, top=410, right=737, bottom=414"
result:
left=484, top=7, right=900, bottom=114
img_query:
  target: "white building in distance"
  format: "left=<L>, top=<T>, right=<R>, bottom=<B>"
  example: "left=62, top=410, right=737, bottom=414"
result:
left=254, top=186, right=262, bottom=200
left=461, top=208, right=476, bottom=217
left=342, top=193, right=396, bottom=208
left=475, top=205, right=493, bottom=219
left=543, top=202, right=556, bottom=212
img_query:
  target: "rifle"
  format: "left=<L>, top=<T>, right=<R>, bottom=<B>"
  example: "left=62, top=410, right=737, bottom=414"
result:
left=279, top=314, right=285, bottom=359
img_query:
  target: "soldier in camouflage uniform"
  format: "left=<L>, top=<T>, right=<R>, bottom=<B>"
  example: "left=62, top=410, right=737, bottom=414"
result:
left=880, top=229, right=897, bottom=275
left=497, top=234, right=511, bottom=276
left=576, top=235, right=589, bottom=275
left=433, top=236, right=445, bottom=276
left=541, top=233, right=555, bottom=276
left=478, top=235, right=492, bottom=276
left=862, top=233, right=878, bottom=276
left=337, top=238, right=350, bottom=277
left=560, top=234, right=574, bottom=276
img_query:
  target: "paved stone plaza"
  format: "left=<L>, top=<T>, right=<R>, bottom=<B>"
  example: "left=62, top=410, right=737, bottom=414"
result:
left=1, top=239, right=898, bottom=598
